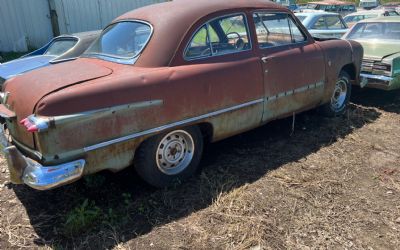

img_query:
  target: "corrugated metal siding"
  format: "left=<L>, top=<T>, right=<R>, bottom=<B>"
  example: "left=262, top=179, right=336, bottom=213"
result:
left=0, top=0, right=164, bottom=52
left=56, top=0, right=166, bottom=34
left=0, top=0, right=53, bottom=52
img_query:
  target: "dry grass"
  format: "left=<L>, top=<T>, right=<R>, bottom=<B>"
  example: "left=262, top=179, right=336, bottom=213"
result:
left=0, top=88, right=400, bottom=249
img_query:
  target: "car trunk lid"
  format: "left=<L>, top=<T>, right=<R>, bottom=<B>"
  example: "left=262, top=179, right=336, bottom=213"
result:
left=3, top=58, right=112, bottom=149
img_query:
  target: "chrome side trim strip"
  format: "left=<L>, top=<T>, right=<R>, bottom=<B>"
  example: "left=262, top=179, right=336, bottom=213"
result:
left=266, top=81, right=324, bottom=102
left=51, top=100, right=163, bottom=125
left=84, top=99, right=264, bottom=152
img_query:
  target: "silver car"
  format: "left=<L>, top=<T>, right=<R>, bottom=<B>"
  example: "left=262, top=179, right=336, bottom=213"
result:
left=295, top=12, right=349, bottom=39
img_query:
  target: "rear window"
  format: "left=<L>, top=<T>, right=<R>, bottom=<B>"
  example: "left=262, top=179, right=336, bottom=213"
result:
left=85, top=21, right=152, bottom=60
left=44, top=39, right=77, bottom=56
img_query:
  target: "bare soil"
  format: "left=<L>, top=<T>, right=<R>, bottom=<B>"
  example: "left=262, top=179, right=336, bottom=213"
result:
left=0, top=88, right=399, bottom=249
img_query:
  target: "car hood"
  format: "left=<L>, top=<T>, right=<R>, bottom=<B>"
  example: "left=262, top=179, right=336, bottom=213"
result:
left=3, top=58, right=113, bottom=148
left=354, top=39, right=400, bottom=60
left=0, top=55, right=56, bottom=80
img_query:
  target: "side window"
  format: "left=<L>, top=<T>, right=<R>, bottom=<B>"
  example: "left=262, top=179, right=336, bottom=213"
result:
left=210, top=15, right=251, bottom=56
left=288, top=18, right=307, bottom=42
left=313, top=17, right=327, bottom=29
left=253, top=13, right=306, bottom=48
left=185, top=14, right=251, bottom=60
left=325, top=16, right=346, bottom=29
left=185, top=25, right=211, bottom=59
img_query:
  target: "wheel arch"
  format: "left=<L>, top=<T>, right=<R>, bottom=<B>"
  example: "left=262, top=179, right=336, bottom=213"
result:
left=341, top=63, right=357, bottom=82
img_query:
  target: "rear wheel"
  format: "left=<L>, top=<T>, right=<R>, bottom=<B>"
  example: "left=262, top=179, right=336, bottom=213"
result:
left=321, top=71, right=351, bottom=117
left=134, top=126, right=203, bottom=188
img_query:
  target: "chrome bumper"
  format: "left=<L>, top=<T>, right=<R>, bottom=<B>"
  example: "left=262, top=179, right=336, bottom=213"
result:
left=360, top=73, right=393, bottom=88
left=0, top=126, right=85, bottom=190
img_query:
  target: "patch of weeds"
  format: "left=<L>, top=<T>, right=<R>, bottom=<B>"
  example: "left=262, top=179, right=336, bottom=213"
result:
left=83, top=174, right=106, bottom=188
left=103, top=208, right=119, bottom=225
left=137, top=199, right=153, bottom=216
left=122, top=193, right=133, bottom=208
left=64, top=199, right=101, bottom=235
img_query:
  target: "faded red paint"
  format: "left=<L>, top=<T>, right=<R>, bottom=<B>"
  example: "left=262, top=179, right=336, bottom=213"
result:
left=0, top=0, right=363, bottom=178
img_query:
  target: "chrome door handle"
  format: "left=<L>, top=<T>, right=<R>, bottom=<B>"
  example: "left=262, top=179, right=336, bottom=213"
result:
left=261, top=57, right=273, bottom=63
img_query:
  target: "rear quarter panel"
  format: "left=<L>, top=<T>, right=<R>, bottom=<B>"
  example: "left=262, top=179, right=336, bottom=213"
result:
left=316, top=39, right=362, bottom=103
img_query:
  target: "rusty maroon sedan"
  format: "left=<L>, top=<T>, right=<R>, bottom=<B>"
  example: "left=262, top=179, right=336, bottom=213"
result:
left=0, top=0, right=363, bottom=190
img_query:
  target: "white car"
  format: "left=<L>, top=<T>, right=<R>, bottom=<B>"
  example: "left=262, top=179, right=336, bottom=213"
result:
left=295, top=12, right=348, bottom=39
left=343, top=9, right=399, bottom=27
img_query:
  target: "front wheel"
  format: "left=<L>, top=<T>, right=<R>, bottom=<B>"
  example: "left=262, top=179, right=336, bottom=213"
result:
left=320, top=71, right=352, bottom=117
left=134, top=126, right=203, bottom=188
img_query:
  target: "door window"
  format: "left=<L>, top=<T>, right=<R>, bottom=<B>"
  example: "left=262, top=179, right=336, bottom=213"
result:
left=253, top=13, right=306, bottom=48
left=185, top=25, right=211, bottom=58
left=185, top=14, right=251, bottom=60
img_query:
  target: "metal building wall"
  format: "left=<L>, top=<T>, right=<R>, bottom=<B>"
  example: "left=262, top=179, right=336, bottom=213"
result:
left=0, top=0, right=53, bottom=52
left=0, top=0, right=165, bottom=52
left=55, top=0, right=166, bottom=34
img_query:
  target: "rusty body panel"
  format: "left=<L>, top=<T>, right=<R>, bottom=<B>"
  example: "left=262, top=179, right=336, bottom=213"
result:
left=0, top=0, right=363, bottom=189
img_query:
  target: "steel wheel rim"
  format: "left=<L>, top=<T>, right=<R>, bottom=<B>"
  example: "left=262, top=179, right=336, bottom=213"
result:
left=156, top=130, right=195, bottom=175
left=330, top=79, right=348, bottom=111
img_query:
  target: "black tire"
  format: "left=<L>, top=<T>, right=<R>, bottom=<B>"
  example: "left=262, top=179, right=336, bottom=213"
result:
left=134, top=126, right=203, bottom=188
left=320, top=71, right=352, bottom=117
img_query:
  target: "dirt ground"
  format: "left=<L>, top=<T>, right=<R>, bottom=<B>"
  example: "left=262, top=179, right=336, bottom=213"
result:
left=0, top=88, right=399, bottom=249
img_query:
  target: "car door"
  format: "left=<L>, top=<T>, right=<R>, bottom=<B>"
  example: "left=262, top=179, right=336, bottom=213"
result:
left=252, top=12, right=325, bottom=122
left=170, top=12, right=265, bottom=140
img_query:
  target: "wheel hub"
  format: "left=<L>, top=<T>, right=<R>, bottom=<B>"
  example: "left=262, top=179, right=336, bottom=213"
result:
left=330, top=79, right=348, bottom=111
left=156, top=130, right=195, bottom=175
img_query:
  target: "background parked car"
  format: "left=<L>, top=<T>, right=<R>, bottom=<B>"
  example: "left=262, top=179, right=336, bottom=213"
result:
left=359, top=0, right=381, bottom=10
left=295, top=12, right=348, bottom=38
left=270, top=0, right=298, bottom=11
left=0, top=31, right=100, bottom=86
left=343, top=16, right=400, bottom=90
left=298, top=0, right=356, bottom=16
left=343, top=9, right=399, bottom=28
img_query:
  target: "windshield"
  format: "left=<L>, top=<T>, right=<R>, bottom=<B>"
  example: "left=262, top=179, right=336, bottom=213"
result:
left=44, top=39, right=77, bottom=56
left=346, top=22, right=400, bottom=40
left=85, top=21, right=152, bottom=61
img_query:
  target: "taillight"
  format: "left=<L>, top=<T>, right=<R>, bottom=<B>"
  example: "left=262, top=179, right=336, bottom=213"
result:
left=20, top=115, right=49, bottom=133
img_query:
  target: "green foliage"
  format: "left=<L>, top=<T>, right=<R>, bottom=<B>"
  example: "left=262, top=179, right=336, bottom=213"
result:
left=64, top=199, right=101, bottom=235
left=83, top=174, right=106, bottom=188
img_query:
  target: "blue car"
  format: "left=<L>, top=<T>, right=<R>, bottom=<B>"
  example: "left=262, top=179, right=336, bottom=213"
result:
left=0, top=31, right=100, bottom=86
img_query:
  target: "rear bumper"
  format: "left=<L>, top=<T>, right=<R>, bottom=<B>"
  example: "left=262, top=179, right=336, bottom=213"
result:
left=360, top=73, right=399, bottom=91
left=0, top=125, right=85, bottom=190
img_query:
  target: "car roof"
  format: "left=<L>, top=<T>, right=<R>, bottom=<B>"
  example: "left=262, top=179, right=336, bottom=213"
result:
left=346, top=10, right=386, bottom=16
left=56, top=30, right=101, bottom=42
left=295, top=12, right=340, bottom=17
left=308, top=0, right=354, bottom=6
left=71, top=30, right=102, bottom=39
left=115, top=0, right=283, bottom=23
left=111, top=0, right=286, bottom=67
left=358, top=16, right=400, bottom=23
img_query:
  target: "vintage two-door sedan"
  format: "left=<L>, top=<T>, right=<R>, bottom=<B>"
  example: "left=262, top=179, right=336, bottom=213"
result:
left=0, top=0, right=362, bottom=190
